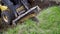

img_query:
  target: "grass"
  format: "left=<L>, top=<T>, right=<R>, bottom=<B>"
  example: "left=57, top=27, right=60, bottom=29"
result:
left=2, top=6, right=60, bottom=34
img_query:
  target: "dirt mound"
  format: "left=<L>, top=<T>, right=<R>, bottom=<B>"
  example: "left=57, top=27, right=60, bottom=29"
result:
left=31, top=0, right=60, bottom=9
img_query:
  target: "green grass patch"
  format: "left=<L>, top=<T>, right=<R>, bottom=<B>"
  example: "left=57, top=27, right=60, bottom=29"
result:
left=3, top=6, right=60, bottom=34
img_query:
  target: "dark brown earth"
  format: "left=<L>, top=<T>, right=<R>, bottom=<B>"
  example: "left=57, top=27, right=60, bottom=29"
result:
left=33, top=0, right=60, bottom=9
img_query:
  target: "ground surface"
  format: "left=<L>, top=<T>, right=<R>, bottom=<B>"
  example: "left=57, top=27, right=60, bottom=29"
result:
left=0, top=6, right=59, bottom=34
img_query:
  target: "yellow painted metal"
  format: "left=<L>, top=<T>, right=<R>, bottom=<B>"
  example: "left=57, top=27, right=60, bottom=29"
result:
left=0, top=5, right=8, bottom=11
left=16, top=6, right=24, bottom=12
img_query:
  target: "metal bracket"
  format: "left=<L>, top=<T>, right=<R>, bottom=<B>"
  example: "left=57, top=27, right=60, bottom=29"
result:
left=12, top=6, right=41, bottom=24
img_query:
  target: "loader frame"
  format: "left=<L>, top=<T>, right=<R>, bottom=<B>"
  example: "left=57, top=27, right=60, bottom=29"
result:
left=0, top=0, right=40, bottom=25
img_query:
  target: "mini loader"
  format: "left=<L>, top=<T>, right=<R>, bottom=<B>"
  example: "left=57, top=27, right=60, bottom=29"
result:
left=0, top=0, right=40, bottom=25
